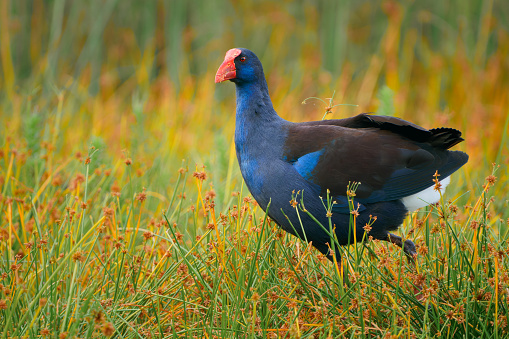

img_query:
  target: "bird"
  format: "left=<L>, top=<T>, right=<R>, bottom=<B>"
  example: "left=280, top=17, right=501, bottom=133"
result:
left=215, top=48, right=468, bottom=266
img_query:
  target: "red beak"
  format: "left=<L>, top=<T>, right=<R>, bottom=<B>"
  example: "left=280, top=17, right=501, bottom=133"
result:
left=215, top=48, right=242, bottom=83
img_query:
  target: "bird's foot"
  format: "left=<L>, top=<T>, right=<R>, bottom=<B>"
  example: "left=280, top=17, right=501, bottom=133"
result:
left=387, top=233, right=417, bottom=267
left=402, top=239, right=417, bottom=266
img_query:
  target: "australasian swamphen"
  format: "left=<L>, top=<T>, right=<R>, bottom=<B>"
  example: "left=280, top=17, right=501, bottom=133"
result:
left=215, top=48, right=468, bottom=265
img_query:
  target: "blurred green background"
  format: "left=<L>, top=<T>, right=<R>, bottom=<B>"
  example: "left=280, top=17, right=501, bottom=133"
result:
left=1, top=0, right=508, bottom=198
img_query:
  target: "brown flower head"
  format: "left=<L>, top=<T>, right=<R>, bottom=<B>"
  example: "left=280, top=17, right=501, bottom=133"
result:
left=102, top=322, right=115, bottom=336
left=136, top=188, right=147, bottom=203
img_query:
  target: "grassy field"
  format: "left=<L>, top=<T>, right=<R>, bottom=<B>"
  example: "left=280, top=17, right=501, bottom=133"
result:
left=1, top=0, right=509, bottom=337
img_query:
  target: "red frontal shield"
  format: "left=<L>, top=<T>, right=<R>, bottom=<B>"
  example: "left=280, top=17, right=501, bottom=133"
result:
left=215, top=48, right=242, bottom=83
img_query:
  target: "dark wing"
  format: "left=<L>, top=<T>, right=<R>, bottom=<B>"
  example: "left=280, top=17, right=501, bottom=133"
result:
left=298, top=113, right=464, bottom=148
left=283, top=113, right=468, bottom=212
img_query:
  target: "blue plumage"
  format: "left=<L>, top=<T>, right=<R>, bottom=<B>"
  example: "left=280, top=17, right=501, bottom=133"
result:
left=215, top=48, right=469, bottom=263
left=293, top=149, right=324, bottom=180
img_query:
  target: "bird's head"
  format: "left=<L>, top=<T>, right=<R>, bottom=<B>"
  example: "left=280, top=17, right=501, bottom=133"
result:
left=215, top=48, right=264, bottom=85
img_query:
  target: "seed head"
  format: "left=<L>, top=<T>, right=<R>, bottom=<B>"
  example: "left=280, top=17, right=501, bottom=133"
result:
left=142, top=231, right=153, bottom=241
left=103, top=207, right=114, bottom=216
left=101, top=322, right=115, bottom=336
left=204, top=189, right=216, bottom=201
left=52, top=175, right=63, bottom=186
left=418, top=245, right=429, bottom=255
left=175, top=232, right=184, bottom=241
left=193, top=171, right=207, bottom=181
left=251, top=292, right=260, bottom=302
left=486, top=175, right=497, bottom=186
left=72, top=251, right=86, bottom=262
left=290, top=199, right=298, bottom=208
left=351, top=209, right=360, bottom=217
left=433, top=170, right=442, bottom=191
left=470, top=220, right=479, bottom=230
left=136, top=188, right=147, bottom=202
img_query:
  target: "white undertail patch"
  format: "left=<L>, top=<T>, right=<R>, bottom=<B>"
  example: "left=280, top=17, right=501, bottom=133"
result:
left=401, top=176, right=451, bottom=212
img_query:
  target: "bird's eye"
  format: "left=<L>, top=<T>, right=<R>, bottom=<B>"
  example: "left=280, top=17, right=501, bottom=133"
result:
left=239, top=56, right=246, bottom=63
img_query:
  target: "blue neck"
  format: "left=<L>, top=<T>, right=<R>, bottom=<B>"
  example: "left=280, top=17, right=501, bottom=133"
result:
left=234, top=80, right=282, bottom=151
left=234, top=80, right=276, bottom=121
left=233, top=79, right=284, bottom=197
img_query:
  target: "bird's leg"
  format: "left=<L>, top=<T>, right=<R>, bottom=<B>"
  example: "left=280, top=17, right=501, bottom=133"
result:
left=387, top=233, right=417, bottom=266
left=387, top=234, right=429, bottom=307
left=328, top=248, right=350, bottom=286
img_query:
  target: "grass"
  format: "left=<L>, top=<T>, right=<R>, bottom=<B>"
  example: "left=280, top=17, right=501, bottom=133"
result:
left=1, top=0, right=509, bottom=337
